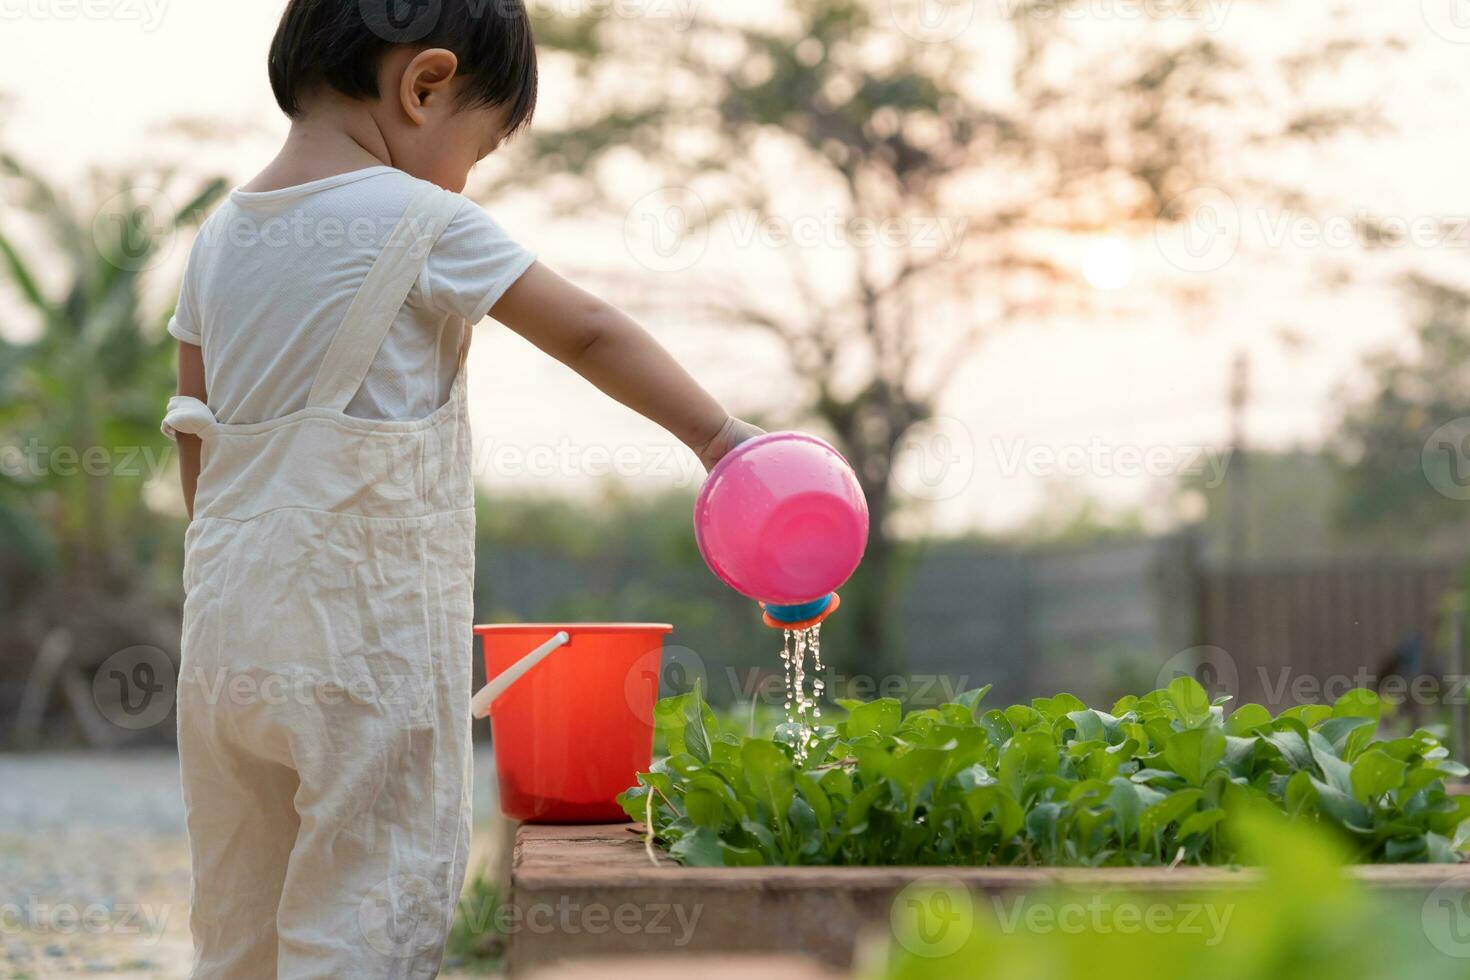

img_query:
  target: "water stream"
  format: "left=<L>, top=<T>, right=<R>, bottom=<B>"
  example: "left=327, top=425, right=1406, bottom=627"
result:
left=780, top=624, right=825, bottom=763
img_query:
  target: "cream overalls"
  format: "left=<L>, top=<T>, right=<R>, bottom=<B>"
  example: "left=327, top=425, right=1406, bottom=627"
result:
left=164, top=187, right=475, bottom=979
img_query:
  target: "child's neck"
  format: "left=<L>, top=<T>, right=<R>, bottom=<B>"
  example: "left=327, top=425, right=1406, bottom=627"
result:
left=243, top=97, right=394, bottom=194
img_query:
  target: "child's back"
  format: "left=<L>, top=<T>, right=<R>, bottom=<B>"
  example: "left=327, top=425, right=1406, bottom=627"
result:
left=174, top=167, right=531, bottom=425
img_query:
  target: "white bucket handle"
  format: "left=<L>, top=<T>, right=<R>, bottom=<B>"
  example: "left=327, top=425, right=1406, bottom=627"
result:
left=470, top=630, right=571, bottom=719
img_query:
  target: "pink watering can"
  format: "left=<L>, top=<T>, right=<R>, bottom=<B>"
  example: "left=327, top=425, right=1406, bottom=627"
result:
left=694, top=432, right=869, bottom=629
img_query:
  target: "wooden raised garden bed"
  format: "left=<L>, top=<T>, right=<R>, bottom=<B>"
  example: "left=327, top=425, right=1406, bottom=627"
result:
left=505, top=822, right=1470, bottom=976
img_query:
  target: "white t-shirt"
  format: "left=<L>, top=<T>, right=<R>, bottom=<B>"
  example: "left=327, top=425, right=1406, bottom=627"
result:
left=169, top=166, right=535, bottom=424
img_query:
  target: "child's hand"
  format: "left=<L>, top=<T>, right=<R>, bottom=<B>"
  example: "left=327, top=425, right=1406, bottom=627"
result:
left=695, top=417, right=765, bottom=472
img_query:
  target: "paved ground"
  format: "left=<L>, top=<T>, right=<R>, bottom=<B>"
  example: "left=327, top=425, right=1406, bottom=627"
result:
left=0, top=750, right=502, bottom=978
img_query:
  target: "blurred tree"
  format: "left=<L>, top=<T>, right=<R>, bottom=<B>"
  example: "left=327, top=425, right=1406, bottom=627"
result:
left=1335, top=275, right=1470, bottom=553
left=503, top=0, right=1384, bottom=673
left=0, top=156, right=225, bottom=598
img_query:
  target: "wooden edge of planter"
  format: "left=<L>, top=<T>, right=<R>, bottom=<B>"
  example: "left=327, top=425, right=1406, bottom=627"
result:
left=506, top=822, right=1470, bottom=975
left=513, top=822, right=1470, bottom=893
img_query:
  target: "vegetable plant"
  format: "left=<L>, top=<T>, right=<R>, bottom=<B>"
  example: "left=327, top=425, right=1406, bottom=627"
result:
left=619, top=678, right=1470, bottom=867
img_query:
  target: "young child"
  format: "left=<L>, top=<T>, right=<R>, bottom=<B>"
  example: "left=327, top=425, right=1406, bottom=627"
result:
left=162, top=2, right=759, bottom=976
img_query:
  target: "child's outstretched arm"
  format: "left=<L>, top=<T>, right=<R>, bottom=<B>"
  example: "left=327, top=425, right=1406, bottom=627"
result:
left=491, top=262, right=762, bottom=470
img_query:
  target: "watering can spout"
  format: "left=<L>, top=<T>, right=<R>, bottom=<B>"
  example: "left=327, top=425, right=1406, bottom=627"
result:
left=470, top=630, right=570, bottom=719
left=761, top=592, right=841, bottom=630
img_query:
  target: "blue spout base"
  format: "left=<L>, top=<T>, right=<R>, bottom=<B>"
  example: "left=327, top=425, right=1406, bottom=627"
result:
left=761, top=593, right=839, bottom=630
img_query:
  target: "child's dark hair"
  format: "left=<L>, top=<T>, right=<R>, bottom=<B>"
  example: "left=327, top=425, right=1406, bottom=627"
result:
left=268, top=0, right=537, bottom=134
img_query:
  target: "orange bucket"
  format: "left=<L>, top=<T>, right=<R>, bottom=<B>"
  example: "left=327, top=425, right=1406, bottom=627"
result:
left=475, top=623, right=672, bottom=823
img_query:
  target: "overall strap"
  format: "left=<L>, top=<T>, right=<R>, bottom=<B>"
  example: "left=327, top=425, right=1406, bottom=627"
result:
left=306, top=186, right=464, bottom=412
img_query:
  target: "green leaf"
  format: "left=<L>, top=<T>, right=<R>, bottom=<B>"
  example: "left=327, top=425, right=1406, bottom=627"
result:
left=842, top=782, right=888, bottom=833
left=978, top=709, right=1014, bottom=747
left=0, top=229, right=51, bottom=316
left=1350, top=749, right=1407, bottom=802
left=999, top=730, right=1059, bottom=800
left=1318, top=715, right=1376, bottom=758
left=740, top=739, right=795, bottom=826
left=1033, top=693, right=1087, bottom=720
left=796, top=773, right=832, bottom=830
left=846, top=698, right=902, bottom=738
left=1163, top=726, right=1226, bottom=785
left=1177, top=808, right=1226, bottom=840
left=1140, top=789, right=1204, bottom=842
left=952, top=685, right=993, bottom=715
left=669, top=827, right=725, bottom=867
left=1309, top=777, right=1373, bottom=833
left=1067, top=709, right=1110, bottom=743
left=684, top=788, right=725, bottom=828
left=1308, top=730, right=1354, bottom=796
left=682, top=682, right=712, bottom=763
left=1166, top=676, right=1212, bottom=728
left=1225, top=703, right=1273, bottom=735
left=1108, top=777, right=1145, bottom=843
left=1332, top=688, right=1382, bottom=725
left=1263, top=729, right=1313, bottom=771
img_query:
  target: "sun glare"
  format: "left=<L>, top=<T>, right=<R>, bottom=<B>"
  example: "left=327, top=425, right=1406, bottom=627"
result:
left=1082, top=237, right=1136, bottom=291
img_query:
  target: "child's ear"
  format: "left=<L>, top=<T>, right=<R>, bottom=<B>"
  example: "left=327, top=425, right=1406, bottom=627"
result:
left=399, top=48, right=460, bottom=125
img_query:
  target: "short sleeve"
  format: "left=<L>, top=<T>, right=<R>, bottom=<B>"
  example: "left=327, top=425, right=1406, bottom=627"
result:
left=167, top=243, right=203, bottom=346
left=421, top=200, right=536, bottom=324
left=168, top=278, right=202, bottom=346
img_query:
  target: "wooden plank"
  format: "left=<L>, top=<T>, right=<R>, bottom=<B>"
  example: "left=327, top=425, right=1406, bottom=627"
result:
left=506, top=822, right=1470, bottom=975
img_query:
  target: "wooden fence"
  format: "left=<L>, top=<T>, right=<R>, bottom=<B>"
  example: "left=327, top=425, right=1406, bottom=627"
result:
left=901, top=537, right=1465, bottom=713
left=1197, top=562, right=1458, bottom=712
